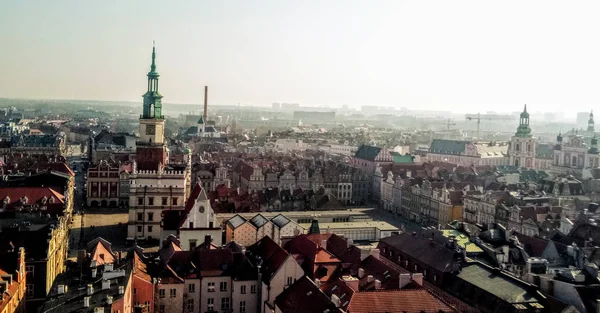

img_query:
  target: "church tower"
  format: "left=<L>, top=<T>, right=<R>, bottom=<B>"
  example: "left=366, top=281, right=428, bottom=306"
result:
left=136, top=44, right=167, bottom=171
left=509, top=105, right=536, bottom=168
left=588, top=110, right=594, bottom=133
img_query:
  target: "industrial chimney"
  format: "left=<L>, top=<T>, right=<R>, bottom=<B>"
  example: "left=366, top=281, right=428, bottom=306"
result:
left=203, top=86, right=208, bottom=122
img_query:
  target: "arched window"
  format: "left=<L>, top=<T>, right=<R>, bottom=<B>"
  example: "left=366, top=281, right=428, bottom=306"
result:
left=515, top=143, right=520, bottom=152
left=515, top=159, right=520, bottom=167
left=527, top=144, right=531, bottom=152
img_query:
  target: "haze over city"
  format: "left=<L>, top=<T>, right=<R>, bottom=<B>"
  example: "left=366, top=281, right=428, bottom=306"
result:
left=2, top=0, right=600, bottom=114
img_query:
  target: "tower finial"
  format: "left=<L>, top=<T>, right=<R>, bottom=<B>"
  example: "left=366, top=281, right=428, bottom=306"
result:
left=523, top=104, right=527, bottom=113
left=151, top=42, right=156, bottom=72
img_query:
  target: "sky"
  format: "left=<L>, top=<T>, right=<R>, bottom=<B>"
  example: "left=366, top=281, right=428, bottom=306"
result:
left=1, top=1, right=600, bottom=114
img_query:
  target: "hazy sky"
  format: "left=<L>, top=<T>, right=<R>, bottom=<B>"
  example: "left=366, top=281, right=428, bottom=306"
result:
left=2, top=1, right=600, bottom=113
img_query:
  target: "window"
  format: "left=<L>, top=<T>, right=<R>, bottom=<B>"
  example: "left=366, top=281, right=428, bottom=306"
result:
left=186, top=299, right=194, bottom=312
left=286, top=276, right=293, bottom=286
left=188, top=283, right=195, bottom=293
left=170, top=288, right=176, bottom=298
left=25, top=265, right=34, bottom=278
left=137, top=213, right=143, bottom=221
left=221, top=297, right=230, bottom=310
left=240, top=285, right=246, bottom=294
left=26, top=284, right=34, bottom=297
left=240, top=300, right=246, bottom=312
left=172, top=197, right=178, bottom=205
left=137, top=226, right=142, bottom=233
left=159, top=289, right=165, bottom=298
left=220, top=281, right=228, bottom=291
left=189, top=240, right=197, bottom=250
left=148, top=197, right=154, bottom=205
left=250, top=284, right=257, bottom=294
left=207, top=282, right=215, bottom=292
left=148, top=213, right=154, bottom=221
left=207, top=298, right=214, bottom=311
left=159, top=305, right=165, bottom=313
left=147, top=226, right=153, bottom=233
left=138, top=197, right=144, bottom=205
left=434, top=275, right=437, bottom=282
left=414, top=265, right=418, bottom=271
left=162, top=197, right=168, bottom=205
left=133, top=288, right=137, bottom=295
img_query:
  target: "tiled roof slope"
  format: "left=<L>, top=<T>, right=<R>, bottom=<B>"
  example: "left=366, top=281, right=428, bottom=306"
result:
left=354, top=145, right=382, bottom=161
left=347, top=289, right=455, bottom=313
left=378, top=233, right=461, bottom=273
left=274, top=276, right=343, bottom=313
left=247, top=236, right=289, bottom=285
left=429, top=139, right=469, bottom=155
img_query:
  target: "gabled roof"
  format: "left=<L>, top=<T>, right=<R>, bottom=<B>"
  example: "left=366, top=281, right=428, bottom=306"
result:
left=250, top=214, right=269, bottom=228
left=227, top=214, right=247, bottom=229
left=274, top=276, right=343, bottom=313
left=272, top=214, right=291, bottom=228
left=247, top=236, right=290, bottom=285
left=177, top=183, right=204, bottom=229
left=86, top=237, right=116, bottom=265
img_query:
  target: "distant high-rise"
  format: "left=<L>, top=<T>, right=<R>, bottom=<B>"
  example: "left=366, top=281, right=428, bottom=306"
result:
left=576, top=112, right=589, bottom=127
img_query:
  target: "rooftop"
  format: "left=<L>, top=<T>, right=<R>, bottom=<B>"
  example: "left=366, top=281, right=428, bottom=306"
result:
left=457, top=262, right=543, bottom=304
left=347, top=289, right=455, bottom=313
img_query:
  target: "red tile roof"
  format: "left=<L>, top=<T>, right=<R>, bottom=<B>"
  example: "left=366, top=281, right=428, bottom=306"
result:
left=0, top=187, right=65, bottom=214
left=347, top=289, right=454, bottom=313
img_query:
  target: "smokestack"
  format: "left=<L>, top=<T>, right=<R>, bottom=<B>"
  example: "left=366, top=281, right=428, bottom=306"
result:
left=203, top=86, right=208, bottom=121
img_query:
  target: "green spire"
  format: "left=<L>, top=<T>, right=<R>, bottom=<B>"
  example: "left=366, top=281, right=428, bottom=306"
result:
left=142, top=42, right=163, bottom=119
left=148, top=41, right=159, bottom=78
left=515, top=104, right=532, bottom=137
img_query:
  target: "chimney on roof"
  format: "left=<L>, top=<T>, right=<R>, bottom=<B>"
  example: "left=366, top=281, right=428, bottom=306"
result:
left=102, top=279, right=110, bottom=290
left=314, top=278, right=321, bottom=288
left=411, top=273, right=423, bottom=286
left=370, top=248, right=380, bottom=260
left=83, top=296, right=90, bottom=308
left=203, top=86, right=208, bottom=121
left=399, top=273, right=411, bottom=289
left=331, top=294, right=341, bottom=308
left=320, top=239, right=327, bottom=251
left=204, top=234, right=212, bottom=247
left=358, top=268, right=365, bottom=279
left=374, top=279, right=382, bottom=289
left=342, top=275, right=359, bottom=292
left=87, top=284, right=94, bottom=295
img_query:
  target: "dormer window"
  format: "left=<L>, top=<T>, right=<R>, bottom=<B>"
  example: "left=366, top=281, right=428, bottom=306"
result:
left=41, top=196, right=48, bottom=204
left=21, top=197, right=28, bottom=204
left=3, top=197, right=9, bottom=204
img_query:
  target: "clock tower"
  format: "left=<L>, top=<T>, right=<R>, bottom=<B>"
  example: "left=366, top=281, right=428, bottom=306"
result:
left=136, top=44, right=167, bottom=171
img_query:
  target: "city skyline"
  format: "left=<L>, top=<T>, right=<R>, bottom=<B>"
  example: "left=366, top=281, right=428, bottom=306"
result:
left=2, top=1, right=600, bottom=113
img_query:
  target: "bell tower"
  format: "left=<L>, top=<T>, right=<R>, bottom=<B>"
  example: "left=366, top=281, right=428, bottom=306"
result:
left=136, top=43, right=167, bottom=171
left=139, top=43, right=165, bottom=145
left=509, top=104, right=536, bottom=168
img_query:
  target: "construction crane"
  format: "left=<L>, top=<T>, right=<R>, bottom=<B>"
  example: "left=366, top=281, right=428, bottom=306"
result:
left=421, top=118, right=457, bottom=131
left=465, top=113, right=514, bottom=138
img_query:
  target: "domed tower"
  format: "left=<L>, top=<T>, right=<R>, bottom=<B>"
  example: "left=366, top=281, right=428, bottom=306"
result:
left=553, top=132, right=563, bottom=166
left=509, top=105, right=536, bottom=168
left=588, top=110, right=595, bottom=133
